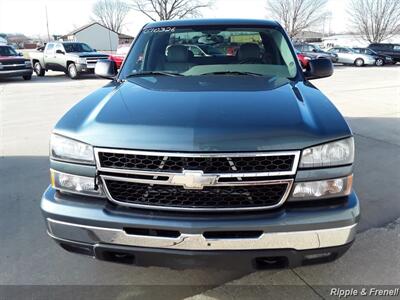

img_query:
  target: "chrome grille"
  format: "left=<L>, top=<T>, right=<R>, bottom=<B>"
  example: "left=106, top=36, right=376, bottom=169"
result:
left=95, top=149, right=300, bottom=212
left=104, top=179, right=290, bottom=210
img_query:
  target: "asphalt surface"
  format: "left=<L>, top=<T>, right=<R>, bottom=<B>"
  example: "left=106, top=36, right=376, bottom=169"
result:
left=0, top=66, right=399, bottom=299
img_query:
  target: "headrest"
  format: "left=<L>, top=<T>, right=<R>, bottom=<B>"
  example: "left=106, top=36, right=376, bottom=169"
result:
left=167, top=45, right=190, bottom=62
left=238, top=43, right=261, bottom=61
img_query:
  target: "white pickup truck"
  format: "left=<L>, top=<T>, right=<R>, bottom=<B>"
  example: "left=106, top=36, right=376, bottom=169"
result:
left=30, top=41, right=108, bottom=79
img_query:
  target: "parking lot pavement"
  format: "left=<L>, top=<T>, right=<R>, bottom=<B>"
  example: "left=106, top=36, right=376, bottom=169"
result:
left=0, top=67, right=399, bottom=299
left=188, top=66, right=400, bottom=299
left=187, top=219, right=400, bottom=299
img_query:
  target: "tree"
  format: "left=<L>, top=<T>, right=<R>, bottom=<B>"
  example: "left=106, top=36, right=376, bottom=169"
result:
left=92, top=0, right=130, bottom=33
left=131, top=0, right=212, bottom=21
left=348, top=0, right=400, bottom=43
left=266, top=0, right=328, bottom=38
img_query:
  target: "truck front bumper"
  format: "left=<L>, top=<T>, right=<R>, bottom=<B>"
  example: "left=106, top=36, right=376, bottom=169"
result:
left=41, top=187, right=360, bottom=269
left=0, top=68, right=32, bottom=78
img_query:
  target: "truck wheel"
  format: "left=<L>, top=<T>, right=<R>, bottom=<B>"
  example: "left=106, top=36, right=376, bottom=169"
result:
left=68, top=63, right=79, bottom=79
left=375, top=58, right=384, bottom=66
left=34, top=62, right=45, bottom=76
left=354, top=58, right=364, bottom=67
left=23, top=74, right=32, bottom=80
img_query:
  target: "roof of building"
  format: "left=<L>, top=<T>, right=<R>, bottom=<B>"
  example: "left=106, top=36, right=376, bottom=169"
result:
left=64, top=22, right=134, bottom=40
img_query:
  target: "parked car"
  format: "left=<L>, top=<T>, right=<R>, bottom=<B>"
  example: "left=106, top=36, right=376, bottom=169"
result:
left=327, top=47, right=376, bottom=66
left=294, top=43, right=338, bottom=63
left=353, top=47, right=393, bottom=66
left=368, top=43, right=400, bottom=64
left=0, top=45, right=33, bottom=80
left=30, top=42, right=109, bottom=79
left=41, top=19, right=359, bottom=270
left=296, top=50, right=310, bottom=68
left=108, top=45, right=130, bottom=69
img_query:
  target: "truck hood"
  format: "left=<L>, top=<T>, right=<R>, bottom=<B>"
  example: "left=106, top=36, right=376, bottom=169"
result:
left=70, top=52, right=109, bottom=58
left=55, top=76, right=351, bottom=152
left=0, top=56, right=26, bottom=62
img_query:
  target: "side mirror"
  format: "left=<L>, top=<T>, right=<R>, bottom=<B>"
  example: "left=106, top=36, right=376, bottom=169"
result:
left=18, top=52, right=23, bottom=56
left=93, top=49, right=97, bottom=52
left=304, top=58, right=333, bottom=80
left=56, top=50, right=65, bottom=55
left=95, top=59, right=117, bottom=79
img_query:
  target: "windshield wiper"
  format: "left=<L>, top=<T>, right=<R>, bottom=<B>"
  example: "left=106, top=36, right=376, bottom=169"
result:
left=201, top=71, right=264, bottom=77
left=126, top=71, right=184, bottom=78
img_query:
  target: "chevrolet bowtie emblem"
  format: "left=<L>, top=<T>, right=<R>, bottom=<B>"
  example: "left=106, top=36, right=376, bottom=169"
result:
left=170, top=170, right=218, bottom=189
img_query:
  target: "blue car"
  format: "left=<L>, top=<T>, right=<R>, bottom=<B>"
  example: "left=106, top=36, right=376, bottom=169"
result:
left=41, top=19, right=359, bottom=270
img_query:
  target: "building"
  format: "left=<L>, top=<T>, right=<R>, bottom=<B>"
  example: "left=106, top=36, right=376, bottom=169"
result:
left=294, top=31, right=324, bottom=43
left=61, top=22, right=134, bottom=51
left=118, top=33, right=134, bottom=45
left=0, top=37, right=7, bottom=45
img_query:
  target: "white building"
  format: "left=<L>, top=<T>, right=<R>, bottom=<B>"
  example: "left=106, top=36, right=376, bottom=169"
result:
left=62, top=22, right=120, bottom=51
left=0, top=37, right=7, bottom=45
left=322, top=34, right=400, bottom=49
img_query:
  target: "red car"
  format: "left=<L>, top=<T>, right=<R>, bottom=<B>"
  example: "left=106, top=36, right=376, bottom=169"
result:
left=296, top=50, right=310, bottom=69
left=108, top=45, right=130, bottom=69
left=0, top=45, right=33, bottom=80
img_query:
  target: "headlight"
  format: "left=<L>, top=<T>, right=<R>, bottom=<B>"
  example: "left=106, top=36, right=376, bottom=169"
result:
left=289, top=175, right=353, bottom=201
left=77, top=57, right=87, bottom=64
left=50, top=134, right=94, bottom=164
left=24, top=60, right=32, bottom=67
left=51, top=170, right=104, bottom=197
left=300, top=137, right=354, bottom=168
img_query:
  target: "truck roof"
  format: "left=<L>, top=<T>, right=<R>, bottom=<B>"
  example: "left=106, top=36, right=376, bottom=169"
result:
left=144, top=18, right=279, bottom=29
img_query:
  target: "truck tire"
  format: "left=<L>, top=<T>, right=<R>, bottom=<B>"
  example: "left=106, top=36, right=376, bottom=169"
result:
left=68, top=63, right=79, bottom=79
left=34, top=62, right=45, bottom=76
left=354, top=58, right=364, bottom=67
left=23, top=74, right=32, bottom=80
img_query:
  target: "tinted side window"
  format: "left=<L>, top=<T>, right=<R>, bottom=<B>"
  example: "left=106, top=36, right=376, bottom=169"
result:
left=393, top=45, right=400, bottom=51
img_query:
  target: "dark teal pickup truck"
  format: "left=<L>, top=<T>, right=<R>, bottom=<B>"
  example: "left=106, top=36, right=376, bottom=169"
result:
left=41, top=19, right=359, bottom=270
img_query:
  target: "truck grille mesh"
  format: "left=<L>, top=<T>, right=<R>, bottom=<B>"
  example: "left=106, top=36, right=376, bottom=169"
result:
left=98, top=152, right=295, bottom=174
left=104, top=180, right=289, bottom=210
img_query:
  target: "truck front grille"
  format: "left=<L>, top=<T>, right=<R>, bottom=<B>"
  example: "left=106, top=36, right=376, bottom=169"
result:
left=98, top=151, right=295, bottom=174
left=95, top=149, right=300, bottom=212
left=104, top=179, right=290, bottom=210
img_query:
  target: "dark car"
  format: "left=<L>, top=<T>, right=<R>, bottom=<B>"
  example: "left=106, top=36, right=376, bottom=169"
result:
left=353, top=47, right=393, bottom=66
left=294, top=43, right=338, bottom=63
left=0, top=45, right=33, bottom=80
left=41, top=19, right=359, bottom=270
left=368, top=43, right=400, bottom=64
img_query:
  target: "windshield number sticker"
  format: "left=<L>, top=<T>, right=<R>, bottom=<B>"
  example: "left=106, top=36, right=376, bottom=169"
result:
left=144, top=27, right=176, bottom=33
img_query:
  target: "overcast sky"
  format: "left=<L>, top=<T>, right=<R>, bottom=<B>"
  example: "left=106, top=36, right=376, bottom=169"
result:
left=0, top=0, right=348, bottom=37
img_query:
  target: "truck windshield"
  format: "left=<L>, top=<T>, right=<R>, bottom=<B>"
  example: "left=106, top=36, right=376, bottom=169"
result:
left=120, top=26, right=298, bottom=79
left=63, top=43, right=94, bottom=53
left=0, top=46, right=18, bottom=56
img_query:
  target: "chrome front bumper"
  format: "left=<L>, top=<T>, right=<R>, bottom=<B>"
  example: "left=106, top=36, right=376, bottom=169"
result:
left=47, top=218, right=357, bottom=251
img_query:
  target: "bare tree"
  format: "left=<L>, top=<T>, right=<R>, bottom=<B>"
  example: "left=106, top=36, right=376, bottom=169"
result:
left=131, top=0, right=212, bottom=21
left=266, top=0, right=329, bottom=38
left=92, top=0, right=130, bottom=32
left=348, top=0, right=400, bottom=43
